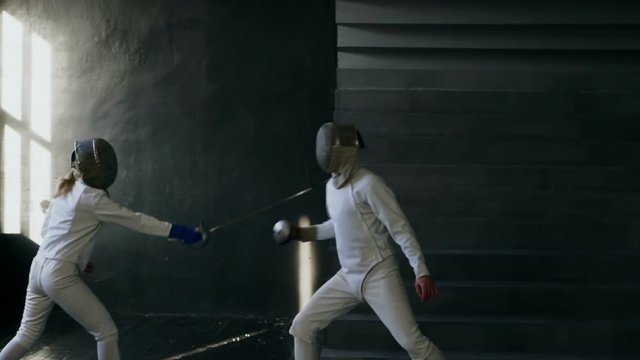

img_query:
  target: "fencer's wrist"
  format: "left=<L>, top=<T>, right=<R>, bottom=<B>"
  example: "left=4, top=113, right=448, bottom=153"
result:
left=415, top=264, right=430, bottom=278
left=169, top=224, right=187, bottom=239
left=289, top=226, right=302, bottom=240
left=169, top=224, right=202, bottom=244
left=298, top=226, right=318, bottom=242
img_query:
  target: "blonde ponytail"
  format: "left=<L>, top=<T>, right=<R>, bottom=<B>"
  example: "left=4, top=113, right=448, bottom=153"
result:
left=54, top=169, right=80, bottom=198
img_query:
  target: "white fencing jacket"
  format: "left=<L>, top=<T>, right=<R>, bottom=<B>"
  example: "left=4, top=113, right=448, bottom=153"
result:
left=37, top=180, right=172, bottom=269
left=312, top=167, right=429, bottom=291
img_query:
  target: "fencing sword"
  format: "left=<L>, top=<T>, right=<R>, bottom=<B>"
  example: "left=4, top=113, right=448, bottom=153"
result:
left=171, top=185, right=316, bottom=249
left=206, top=186, right=314, bottom=234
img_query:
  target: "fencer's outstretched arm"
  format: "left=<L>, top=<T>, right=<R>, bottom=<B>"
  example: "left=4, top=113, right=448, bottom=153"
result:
left=365, top=175, right=430, bottom=278
left=89, top=190, right=172, bottom=237
left=90, top=191, right=203, bottom=245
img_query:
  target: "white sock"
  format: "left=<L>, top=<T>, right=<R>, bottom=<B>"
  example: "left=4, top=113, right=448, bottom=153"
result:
left=294, top=337, right=318, bottom=360
left=0, top=338, right=29, bottom=360
left=97, top=340, right=120, bottom=360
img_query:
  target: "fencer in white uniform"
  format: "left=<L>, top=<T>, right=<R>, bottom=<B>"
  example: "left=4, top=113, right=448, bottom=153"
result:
left=0, top=139, right=205, bottom=360
left=274, top=123, right=446, bottom=360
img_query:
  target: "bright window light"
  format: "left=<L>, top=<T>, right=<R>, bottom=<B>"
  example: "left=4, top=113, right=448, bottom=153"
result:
left=29, top=141, right=51, bottom=244
left=30, top=33, right=52, bottom=141
left=297, top=215, right=314, bottom=309
left=1, top=11, right=23, bottom=120
left=3, top=125, right=22, bottom=233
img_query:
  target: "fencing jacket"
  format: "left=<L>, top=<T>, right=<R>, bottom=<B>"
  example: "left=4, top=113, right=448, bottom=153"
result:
left=312, top=167, right=430, bottom=293
left=37, top=180, right=172, bottom=269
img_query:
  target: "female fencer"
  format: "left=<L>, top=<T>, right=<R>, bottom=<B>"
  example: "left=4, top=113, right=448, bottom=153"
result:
left=0, top=138, right=204, bottom=360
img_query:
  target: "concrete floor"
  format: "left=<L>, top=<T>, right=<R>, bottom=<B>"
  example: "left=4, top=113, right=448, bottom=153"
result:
left=0, top=308, right=294, bottom=360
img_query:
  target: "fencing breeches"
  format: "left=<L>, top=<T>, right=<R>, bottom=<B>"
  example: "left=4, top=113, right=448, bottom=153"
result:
left=289, top=262, right=445, bottom=360
left=0, top=257, right=120, bottom=360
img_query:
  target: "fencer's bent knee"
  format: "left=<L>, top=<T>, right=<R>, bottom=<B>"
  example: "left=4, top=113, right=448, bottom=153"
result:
left=14, top=322, right=47, bottom=348
left=394, top=325, right=424, bottom=351
left=94, top=320, right=118, bottom=344
left=396, top=337, right=413, bottom=352
left=12, top=334, right=35, bottom=350
left=396, top=330, right=437, bottom=359
left=97, top=328, right=118, bottom=344
left=289, top=313, right=317, bottom=344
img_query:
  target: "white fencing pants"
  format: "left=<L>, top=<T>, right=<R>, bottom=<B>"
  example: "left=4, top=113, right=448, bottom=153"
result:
left=290, top=263, right=445, bottom=360
left=0, top=257, right=120, bottom=360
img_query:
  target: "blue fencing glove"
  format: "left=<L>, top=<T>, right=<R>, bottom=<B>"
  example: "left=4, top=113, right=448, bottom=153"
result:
left=169, top=224, right=202, bottom=245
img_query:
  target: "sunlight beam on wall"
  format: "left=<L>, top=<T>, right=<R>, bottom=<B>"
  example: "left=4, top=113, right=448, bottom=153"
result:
left=29, top=141, right=51, bottom=244
left=1, top=11, right=23, bottom=121
left=3, top=125, right=22, bottom=233
left=30, top=33, right=52, bottom=141
left=297, top=215, right=315, bottom=310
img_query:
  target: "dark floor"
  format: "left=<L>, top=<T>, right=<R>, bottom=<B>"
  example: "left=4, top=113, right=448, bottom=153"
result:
left=0, top=308, right=294, bottom=360
left=3, top=308, right=639, bottom=360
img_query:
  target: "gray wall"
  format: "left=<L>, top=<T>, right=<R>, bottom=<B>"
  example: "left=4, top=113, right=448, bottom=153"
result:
left=1, top=0, right=335, bottom=316
left=327, top=0, right=640, bottom=357
left=336, top=0, right=640, bottom=257
left=0, top=234, right=38, bottom=330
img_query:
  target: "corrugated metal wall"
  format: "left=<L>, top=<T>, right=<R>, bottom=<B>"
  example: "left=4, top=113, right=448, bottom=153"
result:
left=326, top=1, right=640, bottom=358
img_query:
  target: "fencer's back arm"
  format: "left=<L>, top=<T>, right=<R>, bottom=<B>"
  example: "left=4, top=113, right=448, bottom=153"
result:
left=365, top=176, right=430, bottom=278
left=311, top=219, right=335, bottom=240
left=88, top=191, right=172, bottom=237
left=40, top=200, right=53, bottom=240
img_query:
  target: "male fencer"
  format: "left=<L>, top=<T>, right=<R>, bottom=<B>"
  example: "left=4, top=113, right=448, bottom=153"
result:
left=274, top=123, right=446, bottom=360
left=0, top=138, right=205, bottom=360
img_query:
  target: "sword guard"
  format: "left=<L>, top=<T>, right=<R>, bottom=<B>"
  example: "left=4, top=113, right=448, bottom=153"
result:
left=188, top=222, right=209, bottom=249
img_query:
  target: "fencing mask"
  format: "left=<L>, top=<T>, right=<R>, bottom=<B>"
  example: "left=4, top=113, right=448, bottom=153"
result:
left=71, top=138, right=118, bottom=190
left=315, top=122, right=364, bottom=188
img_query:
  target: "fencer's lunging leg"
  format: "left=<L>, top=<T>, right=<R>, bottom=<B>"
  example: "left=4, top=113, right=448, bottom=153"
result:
left=0, top=259, right=55, bottom=360
left=1, top=289, right=55, bottom=359
left=41, top=259, right=120, bottom=360
left=0, top=339, right=29, bottom=360
left=364, top=268, right=446, bottom=360
left=289, top=273, right=361, bottom=360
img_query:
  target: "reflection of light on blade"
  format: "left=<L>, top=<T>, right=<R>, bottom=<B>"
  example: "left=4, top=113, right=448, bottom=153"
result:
left=208, top=187, right=313, bottom=233
left=162, top=328, right=268, bottom=360
left=3, top=125, right=22, bottom=233
left=1, top=11, right=23, bottom=120
left=298, top=215, right=314, bottom=309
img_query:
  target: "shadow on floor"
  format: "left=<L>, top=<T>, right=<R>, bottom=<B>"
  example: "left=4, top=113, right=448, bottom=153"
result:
left=0, top=309, right=294, bottom=360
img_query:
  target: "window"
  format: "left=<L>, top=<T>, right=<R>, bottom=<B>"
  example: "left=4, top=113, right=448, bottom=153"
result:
left=1, top=11, right=53, bottom=244
left=2, top=124, right=21, bottom=233
left=1, top=11, right=22, bottom=121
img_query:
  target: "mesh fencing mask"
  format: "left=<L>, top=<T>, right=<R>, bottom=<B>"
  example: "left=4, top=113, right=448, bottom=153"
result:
left=71, top=138, right=118, bottom=190
left=315, top=123, right=364, bottom=188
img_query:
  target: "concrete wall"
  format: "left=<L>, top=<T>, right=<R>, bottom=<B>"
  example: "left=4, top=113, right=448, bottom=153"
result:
left=326, top=0, right=640, bottom=357
left=1, top=0, right=335, bottom=316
